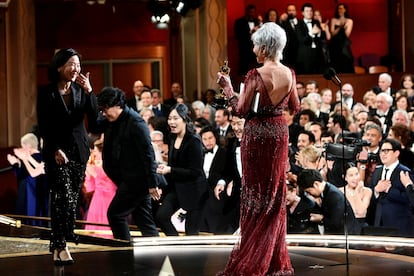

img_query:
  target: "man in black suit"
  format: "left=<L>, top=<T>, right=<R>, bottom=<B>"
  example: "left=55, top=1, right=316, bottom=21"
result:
left=97, top=87, right=161, bottom=241
left=126, top=80, right=144, bottom=112
left=369, top=92, right=393, bottom=137
left=295, top=3, right=327, bottom=74
left=215, top=115, right=245, bottom=233
left=370, top=138, right=414, bottom=237
left=199, top=126, right=228, bottom=234
left=280, top=4, right=299, bottom=69
left=297, top=169, right=359, bottom=234
left=234, top=4, right=260, bottom=76
left=150, top=88, right=169, bottom=118
left=163, top=82, right=183, bottom=109
left=215, top=108, right=235, bottom=149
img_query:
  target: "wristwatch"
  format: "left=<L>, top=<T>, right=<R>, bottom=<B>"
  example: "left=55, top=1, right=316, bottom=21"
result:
left=359, top=165, right=366, bottom=170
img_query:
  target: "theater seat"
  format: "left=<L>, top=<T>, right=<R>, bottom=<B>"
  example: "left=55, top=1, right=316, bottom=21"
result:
left=354, top=66, right=366, bottom=74
left=368, top=65, right=388, bottom=74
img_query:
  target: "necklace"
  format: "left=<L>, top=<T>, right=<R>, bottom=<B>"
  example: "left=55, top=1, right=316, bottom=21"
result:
left=348, top=189, right=356, bottom=196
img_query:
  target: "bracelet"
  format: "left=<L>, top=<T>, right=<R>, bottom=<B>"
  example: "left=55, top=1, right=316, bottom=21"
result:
left=359, top=165, right=366, bottom=170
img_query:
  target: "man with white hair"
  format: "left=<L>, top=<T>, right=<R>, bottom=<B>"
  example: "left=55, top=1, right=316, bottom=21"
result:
left=392, top=109, right=410, bottom=127
left=378, top=73, right=397, bottom=100
left=370, top=92, right=393, bottom=136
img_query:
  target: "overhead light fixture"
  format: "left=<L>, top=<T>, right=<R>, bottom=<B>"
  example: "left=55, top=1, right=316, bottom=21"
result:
left=175, top=1, right=185, bottom=13
left=151, top=13, right=170, bottom=29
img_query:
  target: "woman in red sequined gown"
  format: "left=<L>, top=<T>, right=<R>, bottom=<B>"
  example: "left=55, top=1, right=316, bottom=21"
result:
left=217, top=22, right=300, bottom=275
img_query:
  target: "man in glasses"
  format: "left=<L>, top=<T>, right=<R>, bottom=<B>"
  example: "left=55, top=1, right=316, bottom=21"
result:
left=370, top=138, right=414, bottom=237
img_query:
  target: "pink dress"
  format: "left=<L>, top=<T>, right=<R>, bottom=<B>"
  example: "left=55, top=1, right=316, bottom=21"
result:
left=218, top=69, right=300, bottom=276
left=84, top=163, right=117, bottom=232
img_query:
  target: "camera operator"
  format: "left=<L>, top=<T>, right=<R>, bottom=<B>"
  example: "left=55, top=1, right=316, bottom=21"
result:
left=357, top=123, right=383, bottom=187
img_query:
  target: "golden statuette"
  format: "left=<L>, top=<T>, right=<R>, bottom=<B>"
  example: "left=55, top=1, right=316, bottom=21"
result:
left=213, top=60, right=231, bottom=108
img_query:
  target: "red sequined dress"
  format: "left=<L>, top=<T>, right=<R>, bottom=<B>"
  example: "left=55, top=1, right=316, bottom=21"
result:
left=218, top=68, right=300, bottom=276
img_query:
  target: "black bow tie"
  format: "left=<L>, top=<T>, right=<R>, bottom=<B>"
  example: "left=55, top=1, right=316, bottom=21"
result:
left=204, top=148, right=214, bottom=154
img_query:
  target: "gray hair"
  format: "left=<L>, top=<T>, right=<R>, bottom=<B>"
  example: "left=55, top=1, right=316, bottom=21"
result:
left=251, top=22, right=287, bottom=61
left=379, top=73, right=392, bottom=84
left=364, top=122, right=382, bottom=134
left=21, top=133, right=39, bottom=149
left=377, top=92, right=393, bottom=106
left=191, top=100, right=205, bottom=111
left=392, top=109, right=410, bottom=127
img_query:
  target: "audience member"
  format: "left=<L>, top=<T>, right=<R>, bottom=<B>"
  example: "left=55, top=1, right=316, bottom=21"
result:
left=309, top=121, right=325, bottom=148
left=305, top=80, right=319, bottom=95
left=329, top=3, right=354, bottom=73
left=191, top=100, right=206, bottom=119
left=215, top=108, right=235, bottom=149
left=377, top=73, right=397, bottom=100
left=341, top=83, right=356, bottom=110
left=7, top=133, right=48, bottom=225
left=340, top=165, right=372, bottom=234
left=84, top=138, right=117, bottom=234
left=320, top=88, right=333, bottom=113
left=283, top=107, right=303, bottom=146
left=286, top=180, right=319, bottom=234
left=140, top=107, right=154, bottom=123
left=127, top=80, right=145, bottom=112
left=264, top=8, right=280, bottom=24
left=296, top=81, right=306, bottom=99
left=370, top=138, right=414, bottom=237
left=150, top=89, right=169, bottom=118
left=306, top=92, right=329, bottom=126
left=362, top=90, right=377, bottom=111
left=358, top=123, right=383, bottom=187
left=313, top=9, right=331, bottom=41
left=164, top=82, right=183, bottom=108
left=388, top=124, right=414, bottom=170
left=400, top=73, right=414, bottom=98
left=295, top=3, right=328, bottom=74
left=371, top=92, right=394, bottom=136
left=234, top=4, right=260, bottom=76
left=280, top=4, right=299, bottom=69
left=297, top=169, right=359, bottom=234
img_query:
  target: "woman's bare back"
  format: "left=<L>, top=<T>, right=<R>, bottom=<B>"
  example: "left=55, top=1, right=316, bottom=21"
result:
left=257, top=62, right=293, bottom=106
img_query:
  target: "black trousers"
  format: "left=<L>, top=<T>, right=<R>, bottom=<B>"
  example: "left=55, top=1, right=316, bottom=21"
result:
left=156, top=192, right=201, bottom=236
left=107, top=189, right=159, bottom=241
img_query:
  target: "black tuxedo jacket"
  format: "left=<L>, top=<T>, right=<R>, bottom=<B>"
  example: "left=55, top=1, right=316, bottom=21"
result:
left=321, top=182, right=358, bottom=234
left=280, top=18, right=299, bottom=68
left=37, top=83, right=98, bottom=164
left=168, top=132, right=207, bottom=211
left=370, top=163, right=414, bottom=236
left=127, top=96, right=139, bottom=112
left=217, top=124, right=236, bottom=149
left=205, top=147, right=228, bottom=189
left=295, top=19, right=327, bottom=74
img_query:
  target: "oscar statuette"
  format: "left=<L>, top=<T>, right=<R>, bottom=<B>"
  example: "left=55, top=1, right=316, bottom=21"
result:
left=212, top=60, right=230, bottom=109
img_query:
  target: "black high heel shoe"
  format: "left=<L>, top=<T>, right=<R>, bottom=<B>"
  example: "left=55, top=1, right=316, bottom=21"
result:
left=53, top=247, right=74, bottom=266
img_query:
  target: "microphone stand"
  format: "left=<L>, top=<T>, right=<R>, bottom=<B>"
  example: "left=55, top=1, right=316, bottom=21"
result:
left=328, top=73, right=350, bottom=275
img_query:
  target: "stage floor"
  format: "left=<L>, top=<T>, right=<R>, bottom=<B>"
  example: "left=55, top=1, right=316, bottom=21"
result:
left=0, top=235, right=414, bottom=275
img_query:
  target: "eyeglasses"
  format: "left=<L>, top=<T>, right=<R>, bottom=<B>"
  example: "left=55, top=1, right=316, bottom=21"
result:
left=380, top=148, right=394, bottom=154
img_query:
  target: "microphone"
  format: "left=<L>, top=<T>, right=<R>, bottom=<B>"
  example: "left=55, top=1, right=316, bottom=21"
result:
left=323, top=67, right=342, bottom=85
